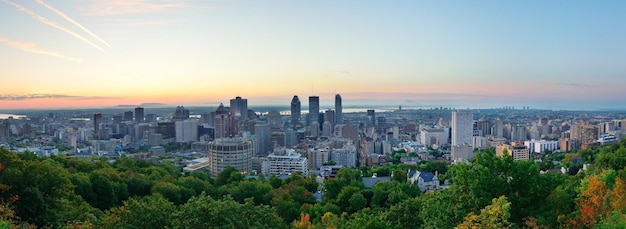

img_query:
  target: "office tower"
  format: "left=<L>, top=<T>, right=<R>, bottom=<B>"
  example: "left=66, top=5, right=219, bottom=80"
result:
left=290, top=96, right=301, bottom=129
left=255, top=122, right=271, bottom=156
left=208, top=138, right=253, bottom=176
left=493, top=118, right=504, bottom=138
left=173, top=106, right=190, bottom=121
left=123, top=111, right=134, bottom=121
left=367, top=110, right=376, bottom=126
left=214, top=103, right=231, bottom=139
left=230, top=96, right=248, bottom=121
left=113, top=114, right=123, bottom=124
left=134, top=107, right=144, bottom=123
left=335, top=94, right=342, bottom=125
left=93, top=113, right=102, bottom=140
left=267, top=110, right=281, bottom=128
left=0, top=120, right=10, bottom=143
left=324, top=109, right=335, bottom=131
left=175, top=119, right=199, bottom=142
left=308, top=96, right=319, bottom=126
left=451, top=110, right=473, bottom=146
left=474, top=118, right=491, bottom=137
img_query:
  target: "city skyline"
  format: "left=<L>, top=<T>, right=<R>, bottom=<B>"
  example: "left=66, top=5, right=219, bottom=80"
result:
left=2, top=1, right=625, bottom=110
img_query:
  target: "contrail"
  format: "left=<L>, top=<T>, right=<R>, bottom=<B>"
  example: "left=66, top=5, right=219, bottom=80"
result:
left=2, top=0, right=104, bottom=52
left=35, top=0, right=111, bottom=48
left=0, top=36, right=82, bottom=63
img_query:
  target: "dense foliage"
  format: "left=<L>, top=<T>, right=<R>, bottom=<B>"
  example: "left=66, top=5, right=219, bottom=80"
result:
left=0, top=137, right=625, bottom=228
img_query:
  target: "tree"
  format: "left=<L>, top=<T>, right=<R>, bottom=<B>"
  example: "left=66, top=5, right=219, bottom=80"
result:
left=103, top=194, right=175, bottom=229
left=571, top=173, right=610, bottom=228
left=385, top=197, right=423, bottom=229
left=455, top=196, right=512, bottom=229
left=174, top=194, right=286, bottom=229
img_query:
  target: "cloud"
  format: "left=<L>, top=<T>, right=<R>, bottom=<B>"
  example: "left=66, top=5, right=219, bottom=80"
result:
left=558, top=83, right=595, bottom=88
left=3, top=0, right=105, bottom=52
left=81, top=0, right=187, bottom=16
left=0, top=37, right=82, bottom=62
left=0, top=94, right=118, bottom=101
left=35, top=0, right=111, bottom=48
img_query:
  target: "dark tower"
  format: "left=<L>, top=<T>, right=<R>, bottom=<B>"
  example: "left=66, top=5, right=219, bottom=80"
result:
left=308, top=96, right=319, bottom=126
left=335, top=94, right=342, bottom=125
left=290, top=95, right=301, bottom=129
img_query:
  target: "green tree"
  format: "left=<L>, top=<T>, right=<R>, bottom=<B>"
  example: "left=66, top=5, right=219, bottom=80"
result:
left=174, top=194, right=286, bottom=229
left=103, top=194, right=175, bottom=229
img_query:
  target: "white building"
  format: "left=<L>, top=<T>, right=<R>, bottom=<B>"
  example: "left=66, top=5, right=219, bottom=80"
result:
left=452, top=110, right=473, bottom=146
left=525, top=139, right=558, bottom=154
left=420, top=128, right=449, bottom=147
left=175, top=119, right=198, bottom=142
left=307, top=147, right=329, bottom=170
left=262, top=148, right=308, bottom=176
left=330, top=145, right=357, bottom=168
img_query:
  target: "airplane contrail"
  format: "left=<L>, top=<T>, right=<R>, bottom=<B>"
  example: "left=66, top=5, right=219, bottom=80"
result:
left=35, top=0, right=111, bottom=48
left=0, top=36, right=82, bottom=63
left=2, top=0, right=104, bottom=52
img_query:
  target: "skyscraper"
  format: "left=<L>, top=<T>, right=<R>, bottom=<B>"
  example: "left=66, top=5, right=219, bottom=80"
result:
left=335, top=94, right=342, bottom=125
left=134, top=107, right=144, bottom=123
left=452, top=110, right=473, bottom=146
left=290, top=95, right=301, bottom=129
left=93, top=113, right=102, bottom=140
left=230, top=96, right=248, bottom=121
left=214, top=103, right=231, bottom=139
left=308, top=96, right=319, bottom=126
left=123, top=111, right=134, bottom=121
left=255, top=122, right=271, bottom=156
left=173, top=106, right=190, bottom=121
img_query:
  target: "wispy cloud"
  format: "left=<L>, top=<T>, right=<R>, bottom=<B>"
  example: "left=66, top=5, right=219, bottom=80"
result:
left=2, top=0, right=105, bottom=52
left=81, top=0, right=186, bottom=16
left=0, top=36, right=82, bottom=62
left=558, top=83, right=595, bottom=88
left=35, top=0, right=111, bottom=48
left=0, top=94, right=118, bottom=101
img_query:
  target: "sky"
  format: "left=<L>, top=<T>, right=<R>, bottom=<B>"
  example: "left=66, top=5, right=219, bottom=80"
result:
left=1, top=0, right=625, bottom=110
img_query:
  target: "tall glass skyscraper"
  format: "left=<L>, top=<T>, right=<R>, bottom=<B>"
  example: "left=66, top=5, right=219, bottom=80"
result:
left=290, top=95, right=301, bottom=129
left=308, top=96, right=319, bottom=126
left=335, top=94, right=342, bottom=125
left=134, top=107, right=144, bottom=123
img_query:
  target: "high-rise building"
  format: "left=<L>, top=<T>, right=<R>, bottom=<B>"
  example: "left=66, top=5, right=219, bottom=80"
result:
left=451, top=110, right=473, bottom=146
left=367, top=110, right=376, bottom=126
left=173, top=106, right=190, bottom=121
left=175, top=119, right=199, bottom=142
left=308, top=96, right=319, bottom=126
left=324, top=109, right=336, bottom=131
left=214, top=103, right=231, bottom=139
left=123, top=111, right=134, bottom=122
left=230, top=96, right=248, bottom=121
left=0, top=120, right=10, bottom=143
left=255, top=122, right=271, bottom=156
left=93, top=113, right=103, bottom=140
left=335, top=94, right=342, bottom=125
left=493, top=118, right=504, bottom=138
left=207, top=138, right=253, bottom=176
left=290, top=95, right=301, bottom=129
left=134, top=107, right=144, bottom=123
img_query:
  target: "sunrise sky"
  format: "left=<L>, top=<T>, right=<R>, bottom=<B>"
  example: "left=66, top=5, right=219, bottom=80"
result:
left=1, top=1, right=625, bottom=110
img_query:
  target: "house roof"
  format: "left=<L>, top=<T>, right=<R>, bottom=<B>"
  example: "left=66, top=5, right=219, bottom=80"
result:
left=362, top=177, right=391, bottom=188
left=419, top=172, right=436, bottom=182
left=408, top=170, right=418, bottom=178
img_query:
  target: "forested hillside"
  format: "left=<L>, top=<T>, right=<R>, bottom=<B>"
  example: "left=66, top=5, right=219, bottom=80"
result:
left=1, top=139, right=626, bottom=228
